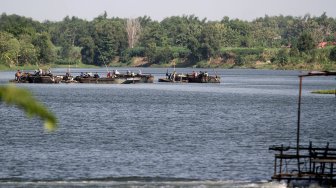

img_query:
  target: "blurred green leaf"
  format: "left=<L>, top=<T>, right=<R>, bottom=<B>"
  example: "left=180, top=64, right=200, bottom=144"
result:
left=0, top=85, right=57, bottom=131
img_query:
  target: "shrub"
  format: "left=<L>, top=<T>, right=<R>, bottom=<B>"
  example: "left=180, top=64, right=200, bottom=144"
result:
left=330, top=46, right=336, bottom=61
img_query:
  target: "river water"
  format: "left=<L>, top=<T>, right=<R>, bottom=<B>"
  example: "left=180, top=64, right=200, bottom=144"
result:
left=0, top=68, right=335, bottom=188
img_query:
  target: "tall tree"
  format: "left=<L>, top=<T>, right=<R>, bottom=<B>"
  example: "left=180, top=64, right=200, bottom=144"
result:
left=297, top=32, right=315, bottom=52
left=126, top=18, right=141, bottom=48
left=32, top=32, right=56, bottom=65
left=329, top=46, right=336, bottom=61
left=92, top=18, right=128, bottom=65
left=79, top=36, right=95, bottom=64
left=0, top=31, right=20, bottom=66
left=18, top=34, right=38, bottom=65
left=200, top=23, right=222, bottom=59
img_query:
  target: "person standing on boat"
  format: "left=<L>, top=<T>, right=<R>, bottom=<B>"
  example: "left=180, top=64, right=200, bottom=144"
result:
left=138, top=69, right=142, bottom=75
left=15, top=70, right=21, bottom=81
left=47, top=69, right=52, bottom=76
left=192, top=71, right=196, bottom=78
left=203, top=71, right=209, bottom=82
left=172, top=71, right=176, bottom=82
left=107, top=71, right=111, bottom=78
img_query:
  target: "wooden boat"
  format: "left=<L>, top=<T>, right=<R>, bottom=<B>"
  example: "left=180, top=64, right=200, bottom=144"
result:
left=158, top=76, right=188, bottom=83
left=158, top=78, right=175, bottom=82
left=75, top=76, right=126, bottom=84
left=15, top=73, right=62, bottom=83
left=12, top=69, right=63, bottom=84
left=158, top=72, right=220, bottom=83
left=75, top=74, right=154, bottom=84
left=186, top=74, right=220, bottom=83
left=60, top=75, right=78, bottom=83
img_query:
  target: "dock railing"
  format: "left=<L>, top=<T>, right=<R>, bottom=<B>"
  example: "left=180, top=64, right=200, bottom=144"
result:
left=269, top=142, right=336, bottom=185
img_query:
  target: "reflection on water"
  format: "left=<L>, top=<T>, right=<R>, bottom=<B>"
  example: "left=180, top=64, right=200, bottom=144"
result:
left=0, top=68, right=335, bottom=187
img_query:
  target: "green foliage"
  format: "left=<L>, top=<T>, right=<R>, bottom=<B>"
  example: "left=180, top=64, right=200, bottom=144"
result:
left=33, top=32, right=56, bottom=64
left=221, top=47, right=264, bottom=55
left=171, top=47, right=191, bottom=59
left=221, top=47, right=265, bottom=65
left=330, top=46, right=336, bottom=61
left=0, top=85, right=57, bottom=131
left=0, top=13, right=46, bottom=37
left=200, top=23, right=222, bottom=59
left=18, top=34, right=38, bottom=65
left=121, top=47, right=145, bottom=63
left=0, top=13, right=336, bottom=69
left=297, top=32, right=315, bottom=52
left=79, top=36, right=95, bottom=64
left=92, top=18, right=128, bottom=65
left=289, top=46, right=299, bottom=57
left=127, top=47, right=146, bottom=57
left=0, top=32, right=20, bottom=66
left=273, top=49, right=289, bottom=66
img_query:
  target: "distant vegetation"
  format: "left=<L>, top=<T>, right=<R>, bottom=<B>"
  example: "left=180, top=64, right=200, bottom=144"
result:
left=312, top=89, right=336, bottom=94
left=1, top=12, right=336, bottom=70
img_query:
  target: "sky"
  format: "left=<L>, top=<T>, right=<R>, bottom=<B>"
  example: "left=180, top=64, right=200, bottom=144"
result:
left=1, top=0, right=336, bottom=22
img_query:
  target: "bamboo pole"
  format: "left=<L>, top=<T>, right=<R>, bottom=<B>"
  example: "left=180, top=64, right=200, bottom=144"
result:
left=297, top=76, right=303, bottom=173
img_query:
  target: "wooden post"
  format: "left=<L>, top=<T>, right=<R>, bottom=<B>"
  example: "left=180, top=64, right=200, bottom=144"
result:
left=274, top=156, right=277, bottom=176
left=309, top=141, right=312, bottom=173
left=297, top=76, right=303, bottom=173
left=321, top=142, right=330, bottom=175
left=280, top=145, right=283, bottom=176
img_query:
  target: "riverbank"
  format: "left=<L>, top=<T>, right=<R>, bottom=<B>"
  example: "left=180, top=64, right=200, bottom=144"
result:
left=1, top=60, right=335, bottom=72
left=0, top=63, right=99, bottom=71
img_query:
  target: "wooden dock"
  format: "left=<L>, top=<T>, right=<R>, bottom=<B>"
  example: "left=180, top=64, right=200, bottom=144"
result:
left=269, top=142, right=336, bottom=186
left=269, top=71, right=336, bottom=186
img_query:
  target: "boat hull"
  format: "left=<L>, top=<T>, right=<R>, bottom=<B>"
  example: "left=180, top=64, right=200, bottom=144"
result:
left=158, top=75, right=220, bottom=83
left=76, top=77, right=126, bottom=84
left=17, top=75, right=62, bottom=83
left=187, top=76, right=220, bottom=83
left=75, top=74, right=154, bottom=84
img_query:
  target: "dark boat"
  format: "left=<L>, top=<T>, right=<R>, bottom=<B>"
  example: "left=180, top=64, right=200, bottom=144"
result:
left=186, top=74, right=220, bottom=83
left=60, top=74, right=77, bottom=83
left=74, top=76, right=126, bottom=84
left=14, top=73, right=62, bottom=83
left=158, top=71, right=220, bottom=83
left=29, top=75, right=63, bottom=83
left=12, top=69, right=63, bottom=84
left=75, top=74, right=154, bottom=84
left=158, top=74, right=188, bottom=83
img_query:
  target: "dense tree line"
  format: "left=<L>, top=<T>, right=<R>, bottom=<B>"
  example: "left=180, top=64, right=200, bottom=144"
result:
left=1, top=12, right=336, bottom=69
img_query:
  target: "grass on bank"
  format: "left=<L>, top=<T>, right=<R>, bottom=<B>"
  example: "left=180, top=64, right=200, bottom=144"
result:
left=312, top=89, right=336, bottom=94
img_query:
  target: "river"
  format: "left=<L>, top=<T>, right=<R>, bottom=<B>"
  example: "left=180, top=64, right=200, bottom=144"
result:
left=0, top=68, right=335, bottom=187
